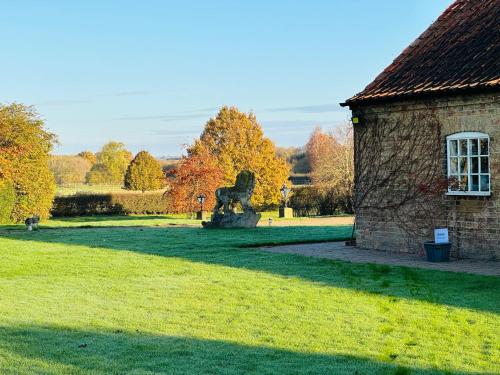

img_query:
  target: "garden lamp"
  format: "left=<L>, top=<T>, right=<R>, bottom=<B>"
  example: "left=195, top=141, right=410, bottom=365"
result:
left=197, top=193, right=206, bottom=212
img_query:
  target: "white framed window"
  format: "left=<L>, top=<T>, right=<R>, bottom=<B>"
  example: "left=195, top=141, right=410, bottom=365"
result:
left=447, top=132, right=491, bottom=196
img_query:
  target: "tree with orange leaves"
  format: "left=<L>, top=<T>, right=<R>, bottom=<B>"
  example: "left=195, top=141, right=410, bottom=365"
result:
left=188, top=106, right=289, bottom=208
left=166, top=151, right=224, bottom=213
left=306, top=124, right=354, bottom=213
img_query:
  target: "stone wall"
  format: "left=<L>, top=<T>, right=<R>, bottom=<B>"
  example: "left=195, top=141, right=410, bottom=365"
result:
left=351, top=92, right=499, bottom=260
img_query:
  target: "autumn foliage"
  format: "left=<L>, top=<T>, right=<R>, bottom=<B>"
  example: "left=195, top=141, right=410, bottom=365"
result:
left=0, top=103, right=57, bottom=222
left=49, top=155, right=91, bottom=185
left=86, top=142, right=132, bottom=185
left=167, top=151, right=223, bottom=213
left=124, top=151, right=165, bottom=192
left=306, top=124, right=354, bottom=213
left=188, top=106, right=289, bottom=208
left=77, top=151, right=97, bottom=166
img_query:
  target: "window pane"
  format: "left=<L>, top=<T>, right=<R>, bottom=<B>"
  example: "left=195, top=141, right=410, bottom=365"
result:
left=470, top=139, right=478, bottom=155
left=471, top=175, right=479, bottom=191
left=449, top=140, right=458, bottom=156
left=480, top=138, right=489, bottom=155
left=480, top=157, right=489, bottom=173
left=450, top=157, right=458, bottom=174
left=480, top=175, right=490, bottom=192
left=471, top=157, right=479, bottom=173
left=459, top=157, right=468, bottom=174
left=460, top=176, right=468, bottom=191
left=459, top=139, right=468, bottom=156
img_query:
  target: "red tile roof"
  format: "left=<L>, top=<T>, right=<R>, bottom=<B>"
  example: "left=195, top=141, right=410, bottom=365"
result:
left=343, top=0, right=500, bottom=106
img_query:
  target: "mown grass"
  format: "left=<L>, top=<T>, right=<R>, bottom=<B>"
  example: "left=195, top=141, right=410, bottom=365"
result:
left=0, top=217, right=498, bottom=374
left=1, top=212, right=309, bottom=231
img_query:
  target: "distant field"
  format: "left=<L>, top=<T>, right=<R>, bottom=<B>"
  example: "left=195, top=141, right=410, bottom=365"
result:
left=55, top=184, right=167, bottom=196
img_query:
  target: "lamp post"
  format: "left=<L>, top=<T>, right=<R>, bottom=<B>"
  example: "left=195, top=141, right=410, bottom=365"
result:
left=279, top=184, right=293, bottom=218
left=197, top=193, right=206, bottom=211
left=196, top=193, right=206, bottom=220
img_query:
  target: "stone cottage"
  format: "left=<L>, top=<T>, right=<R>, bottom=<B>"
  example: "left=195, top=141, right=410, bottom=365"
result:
left=341, top=0, right=499, bottom=260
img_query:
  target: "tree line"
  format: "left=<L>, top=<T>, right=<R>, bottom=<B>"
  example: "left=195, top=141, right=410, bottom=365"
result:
left=50, top=143, right=164, bottom=191
left=0, top=104, right=296, bottom=222
left=1, top=102, right=353, bottom=223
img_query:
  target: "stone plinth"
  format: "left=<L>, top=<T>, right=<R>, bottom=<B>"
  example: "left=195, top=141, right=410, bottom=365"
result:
left=202, top=211, right=261, bottom=229
left=279, top=207, right=294, bottom=218
left=196, top=211, right=210, bottom=220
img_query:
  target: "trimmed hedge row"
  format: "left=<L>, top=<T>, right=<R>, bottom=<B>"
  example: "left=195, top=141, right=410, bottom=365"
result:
left=290, top=186, right=353, bottom=217
left=51, top=186, right=353, bottom=217
left=51, top=192, right=169, bottom=217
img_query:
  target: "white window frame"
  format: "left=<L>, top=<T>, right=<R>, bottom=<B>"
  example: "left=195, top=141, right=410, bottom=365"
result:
left=446, top=132, right=491, bottom=196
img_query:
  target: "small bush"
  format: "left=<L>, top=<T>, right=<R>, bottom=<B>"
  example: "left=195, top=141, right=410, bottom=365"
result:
left=0, top=181, right=16, bottom=223
left=289, top=186, right=322, bottom=216
left=51, top=191, right=169, bottom=216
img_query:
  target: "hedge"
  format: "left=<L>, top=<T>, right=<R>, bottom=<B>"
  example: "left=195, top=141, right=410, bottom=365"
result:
left=290, top=186, right=353, bottom=217
left=51, top=192, right=169, bottom=217
left=51, top=187, right=353, bottom=217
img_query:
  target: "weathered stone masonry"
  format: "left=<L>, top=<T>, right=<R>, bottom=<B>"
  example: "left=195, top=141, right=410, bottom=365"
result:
left=352, top=93, right=499, bottom=260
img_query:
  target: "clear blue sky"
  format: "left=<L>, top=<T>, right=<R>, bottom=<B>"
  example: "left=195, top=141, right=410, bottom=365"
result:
left=1, top=0, right=453, bottom=156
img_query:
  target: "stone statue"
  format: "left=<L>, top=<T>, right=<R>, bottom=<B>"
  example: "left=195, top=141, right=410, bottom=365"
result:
left=202, top=170, right=261, bottom=228
left=25, top=215, right=40, bottom=231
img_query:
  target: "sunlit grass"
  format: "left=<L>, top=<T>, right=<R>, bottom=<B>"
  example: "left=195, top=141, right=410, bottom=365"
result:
left=1, top=212, right=320, bottom=231
left=0, top=218, right=498, bottom=374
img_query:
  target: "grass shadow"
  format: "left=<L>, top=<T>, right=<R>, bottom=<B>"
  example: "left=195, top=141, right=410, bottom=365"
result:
left=1, top=225, right=499, bottom=314
left=0, top=324, right=463, bottom=374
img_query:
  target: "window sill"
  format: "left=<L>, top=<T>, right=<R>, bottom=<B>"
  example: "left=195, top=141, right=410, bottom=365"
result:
left=446, top=191, right=491, bottom=197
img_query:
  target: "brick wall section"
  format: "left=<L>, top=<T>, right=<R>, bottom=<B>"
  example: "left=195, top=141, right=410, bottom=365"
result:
left=351, top=92, right=499, bottom=260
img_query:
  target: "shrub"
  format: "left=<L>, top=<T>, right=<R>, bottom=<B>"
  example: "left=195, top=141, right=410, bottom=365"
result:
left=51, top=191, right=170, bottom=216
left=289, top=186, right=353, bottom=217
left=0, top=180, right=15, bottom=223
left=289, top=186, right=322, bottom=216
left=124, top=151, right=164, bottom=192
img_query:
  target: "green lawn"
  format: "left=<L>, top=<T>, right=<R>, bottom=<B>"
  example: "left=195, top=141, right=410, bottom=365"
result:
left=0, top=213, right=307, bottom=231
left=0, top=217, right=498, bottom=374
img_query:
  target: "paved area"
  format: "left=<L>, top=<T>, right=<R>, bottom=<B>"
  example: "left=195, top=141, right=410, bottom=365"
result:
left=260, top=241, right=500, bottom=276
